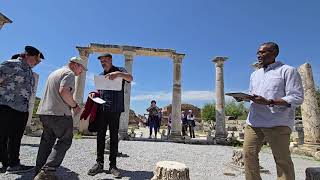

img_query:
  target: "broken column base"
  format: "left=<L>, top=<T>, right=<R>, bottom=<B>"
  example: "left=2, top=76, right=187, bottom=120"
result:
left=291, top=144, right=320, bottom=160
left=306, top=167, right=320, bottom=180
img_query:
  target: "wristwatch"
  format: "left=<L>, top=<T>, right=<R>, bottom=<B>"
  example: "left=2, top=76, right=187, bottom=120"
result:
left=268, top=99, right=275, bottom=107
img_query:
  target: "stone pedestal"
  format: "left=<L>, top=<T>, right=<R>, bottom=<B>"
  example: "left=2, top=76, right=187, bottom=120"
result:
left=151, top=161, right=190, bottom=180
left=212, top=57, right=228, bottom=140
left=298, top=63, right=320, bottom=145
left=119, top=51, right=135, bottom=139
left=169, top=54, right=184, bottom=140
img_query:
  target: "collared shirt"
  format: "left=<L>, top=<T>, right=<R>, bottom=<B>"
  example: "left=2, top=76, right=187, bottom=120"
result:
left=246, top=61, right=304, bottom=129
left=0, top=58, right=35, bottom=112
left=99, top=66, right=128, bottom=112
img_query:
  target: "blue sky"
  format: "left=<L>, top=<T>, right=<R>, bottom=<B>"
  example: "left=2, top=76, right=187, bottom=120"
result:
left=1, top=0, right=320, bottom=114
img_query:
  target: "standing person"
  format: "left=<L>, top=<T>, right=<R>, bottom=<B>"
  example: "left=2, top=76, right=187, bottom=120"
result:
left=146, top=100, right=160, bottom=139
left=87, top=53, right=132, bottom=178
left=235, top=42, right=304, bottom=180
left=187, top=110, right=195, bottom=138
left=34, top=57, right=86, bottom=179
left=0, top=46, right=44, bottom=173
left=167, top=113, right=172, bottom=137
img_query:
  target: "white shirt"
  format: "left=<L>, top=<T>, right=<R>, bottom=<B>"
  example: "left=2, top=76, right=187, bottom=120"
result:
left=246, top=61, right=304, bottom=130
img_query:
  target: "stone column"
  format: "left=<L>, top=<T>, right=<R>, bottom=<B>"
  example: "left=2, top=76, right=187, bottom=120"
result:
left=119, top=51, right=135, bottom=139
left=169, top=54, right=184, bottom=140
left=73, top=48, right=90, bottom=129
left=298, top=63, right=320, bottom=145
left=213, top=57, right=228, bottom=140
left=26, top=73, right=39, bottom=129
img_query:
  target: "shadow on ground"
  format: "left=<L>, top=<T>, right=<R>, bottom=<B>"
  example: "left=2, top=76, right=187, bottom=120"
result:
left=100, top=169, right=153, bottom=180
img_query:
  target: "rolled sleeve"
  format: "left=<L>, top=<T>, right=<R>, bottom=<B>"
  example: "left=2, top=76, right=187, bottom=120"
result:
left=281, top=68, right=304, bottom=107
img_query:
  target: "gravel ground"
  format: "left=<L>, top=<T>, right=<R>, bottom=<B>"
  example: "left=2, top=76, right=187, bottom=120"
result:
left=0, top=136, right=319, bottom=180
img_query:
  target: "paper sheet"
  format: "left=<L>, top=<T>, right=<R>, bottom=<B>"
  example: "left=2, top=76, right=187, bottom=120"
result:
left=94, top=75, right=123, bottom=91
left=90, top=97, right=106, bottom=104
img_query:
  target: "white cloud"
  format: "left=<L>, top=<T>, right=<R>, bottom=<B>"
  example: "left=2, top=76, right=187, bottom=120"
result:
left=132, top=90, right=215, bottom=101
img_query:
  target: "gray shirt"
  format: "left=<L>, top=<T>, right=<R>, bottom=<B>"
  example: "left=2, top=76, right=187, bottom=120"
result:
left=0, top=58, right=35, bottom=112
left=37, top=66, right=75, bottom=116
left=246, top=61, right=304, bottom=130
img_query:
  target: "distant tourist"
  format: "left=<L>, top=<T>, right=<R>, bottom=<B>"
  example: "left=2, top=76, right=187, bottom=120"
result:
left=87, top=53, right=133, bottom=178
left=181, top=111, right=188, bottom=136
left=0, top=46, right=44, bottom=174
left=146, top=100, right=160, bottom=139
left=167, top=113, right=172, bottom=137
left=235, top=42, right=304, bottom=180
left=34, top=57, right=86, bottom=179
left=187, top=110, right=195, bottom=138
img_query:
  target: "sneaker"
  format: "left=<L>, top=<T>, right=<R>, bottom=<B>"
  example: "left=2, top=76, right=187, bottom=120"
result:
left=6, top=163, right=34, bottom=174
left=87, top=163, right=103, bottom=176
left=33, top=170, right=58, bottom=180
left=109, top=167, right=122, bottom=178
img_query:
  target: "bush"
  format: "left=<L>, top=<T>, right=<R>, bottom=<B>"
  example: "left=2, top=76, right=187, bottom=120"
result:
left=201, top=103, right=216, bottom=122
left=225, top=100, right=248, bottom=119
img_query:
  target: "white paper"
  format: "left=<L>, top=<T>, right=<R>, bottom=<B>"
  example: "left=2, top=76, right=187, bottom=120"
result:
left=94, top=75, right=123, bottom=91
left=90, top=97, right=106, bottom=104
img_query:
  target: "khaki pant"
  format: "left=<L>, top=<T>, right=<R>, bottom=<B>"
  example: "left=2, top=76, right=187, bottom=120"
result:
left=243, top=125, right=294, bottom=180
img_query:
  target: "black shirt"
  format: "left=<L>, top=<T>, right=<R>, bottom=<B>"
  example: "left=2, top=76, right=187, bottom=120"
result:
left=98, top=66, right=128, bottom=112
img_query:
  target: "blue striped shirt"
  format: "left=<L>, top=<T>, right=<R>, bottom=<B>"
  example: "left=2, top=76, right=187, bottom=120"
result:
left=246, top=61, right=304, bottom=129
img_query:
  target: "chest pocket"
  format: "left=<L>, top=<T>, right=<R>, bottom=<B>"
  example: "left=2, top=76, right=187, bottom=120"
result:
left=265, top=77, right=284, bottom=91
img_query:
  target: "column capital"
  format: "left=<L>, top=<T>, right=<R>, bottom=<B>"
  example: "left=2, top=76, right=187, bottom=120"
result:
left=77, top=47, right=91, bottom=58
left=171, top=53, right=185, bottom=64
left=123, top=51, right=136, bottom=60
left=212, top=56, right=228, bottom=67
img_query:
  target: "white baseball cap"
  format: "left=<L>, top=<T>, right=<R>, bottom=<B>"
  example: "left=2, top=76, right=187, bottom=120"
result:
left=69, top=56, right=88, bottom=71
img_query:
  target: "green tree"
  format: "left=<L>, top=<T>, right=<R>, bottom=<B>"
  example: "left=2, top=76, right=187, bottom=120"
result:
left=201, top=103, right=216, bottom=122
left=32, top=97, right=41, bottom=118
left=224, top=100, right=248, bottom=119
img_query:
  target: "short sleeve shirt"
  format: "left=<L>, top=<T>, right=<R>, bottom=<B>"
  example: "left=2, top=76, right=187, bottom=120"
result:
left=37, top=66, right=75, bottom=116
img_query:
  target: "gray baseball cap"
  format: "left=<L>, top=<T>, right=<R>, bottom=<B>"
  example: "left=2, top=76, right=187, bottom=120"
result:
left=69, top=56, right=88, bottom=71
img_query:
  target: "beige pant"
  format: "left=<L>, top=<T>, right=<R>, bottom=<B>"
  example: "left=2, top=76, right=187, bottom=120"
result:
left=243, top=125, right=295, bottom=180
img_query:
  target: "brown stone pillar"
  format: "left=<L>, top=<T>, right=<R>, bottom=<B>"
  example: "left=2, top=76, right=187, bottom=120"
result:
left=119, top=51, right=135, bottom=138
left=169, top=54, right=184, bottom=140
left=298, top=63, right=320, bottom=145
left=213, top=56, right=228, bottom=140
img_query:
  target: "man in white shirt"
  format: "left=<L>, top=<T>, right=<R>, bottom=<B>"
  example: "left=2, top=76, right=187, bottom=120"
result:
left=236, top=42, right=304, bottom=180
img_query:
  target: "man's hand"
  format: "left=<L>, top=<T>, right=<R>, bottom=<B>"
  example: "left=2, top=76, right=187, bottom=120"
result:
left=72, top=106, right=81, bottom=115
left=251, top=94, right=270, bottom=105
left=105, top=71, right=122, bottom=80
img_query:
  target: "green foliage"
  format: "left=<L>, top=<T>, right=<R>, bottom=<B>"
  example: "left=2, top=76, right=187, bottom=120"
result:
left=32, top=97, right=41, bottom=118
left=225, top=100, right=248, bottom=119
left=201, top=103, right=216, bottom=122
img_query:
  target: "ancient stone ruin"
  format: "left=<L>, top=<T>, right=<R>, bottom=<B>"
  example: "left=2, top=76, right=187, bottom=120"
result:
left=0, top=12, right=12, bottom=29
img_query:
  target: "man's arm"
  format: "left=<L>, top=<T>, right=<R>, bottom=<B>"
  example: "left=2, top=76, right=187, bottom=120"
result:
left=106, top=71, right=133, bottom=82
left=59, top=87, right=81, bottom=114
